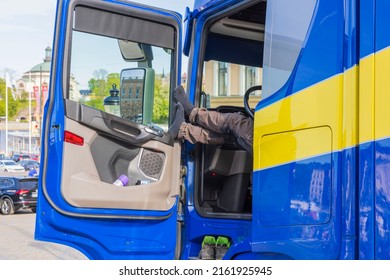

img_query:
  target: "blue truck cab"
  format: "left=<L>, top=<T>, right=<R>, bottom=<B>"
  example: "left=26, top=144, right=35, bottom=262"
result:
left=35, top=0, right=390, bottom=260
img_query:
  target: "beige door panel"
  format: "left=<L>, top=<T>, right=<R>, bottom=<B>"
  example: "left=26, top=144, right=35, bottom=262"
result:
left=61, top=118, right=181, bottom=211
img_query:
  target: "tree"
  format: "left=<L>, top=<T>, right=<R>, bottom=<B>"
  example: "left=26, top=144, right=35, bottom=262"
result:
left=85, top=71, right=120, bottom=111
left=0, top=77, right=5, bottom=99
left=20, top=90, right=29, bottom=103
left=0, top=79, right=18, bottom=119
left=92, top=69, right=108, bottom=98
left=106, top=73, right=120, bottom=93
left=152, top=76, right=169, bottom=123
left=88, top=78, right=99, bottom=94
left=93, top=69, right=108, bottom=80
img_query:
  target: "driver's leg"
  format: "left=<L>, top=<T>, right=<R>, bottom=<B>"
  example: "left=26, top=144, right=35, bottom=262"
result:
left=174, top=84, right=253, bottom=152
left=179, top=122, right=233, bottom=145
left=189, top=108, right=253, bottom=153
left=168, top=102, right=233, bottom=145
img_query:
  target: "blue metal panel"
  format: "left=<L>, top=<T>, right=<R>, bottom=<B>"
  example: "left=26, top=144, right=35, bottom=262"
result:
left=183, top=7, right=194, bottom=56
left=258, top=154, right=332, bottom=227
left=252, top=152, right=342, bottom=259
left=344, top=0, right=358, bottom=69
left=340, top=147, right=358, bottom=259
left=373, top=0, right=390, bottom=260
left=36, top=195, right=178, bottom=259
left=358, top=142, right=376, bottom=259
left=375, top=0, right=390, bottom=52
left=359, top=0, right=375, bottom=59
left=374, top=138, right=390, bottom=259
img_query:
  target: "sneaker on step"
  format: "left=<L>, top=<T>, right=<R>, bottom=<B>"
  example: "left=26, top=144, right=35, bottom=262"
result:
left=215, top=236, right=230, bottom=260
left=199, top=236, right=216, bottom=260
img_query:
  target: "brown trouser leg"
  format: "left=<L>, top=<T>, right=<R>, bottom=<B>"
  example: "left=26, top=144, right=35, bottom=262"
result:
left=180, top=108, right=253, bottom=152
left=178, top=123, right=232, bottom=145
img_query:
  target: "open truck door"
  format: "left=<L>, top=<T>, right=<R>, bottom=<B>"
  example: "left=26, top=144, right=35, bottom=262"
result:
left=35, top=0, right=183, bottom=260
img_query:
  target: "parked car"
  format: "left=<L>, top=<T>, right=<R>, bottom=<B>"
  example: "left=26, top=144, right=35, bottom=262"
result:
left=0, top=176, right=38, bottom=215
left=0, top=154, right=11, bottom=160
left=18, top=159, right=40, bottom=171
left=11, top=153, right=31, bottom=162
left=29, top=154, right=40, bottom=161
left=0, top=160, right=25, bottom=172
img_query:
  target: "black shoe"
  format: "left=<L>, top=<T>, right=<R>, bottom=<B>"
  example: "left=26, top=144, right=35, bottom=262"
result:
left=168, top=102, right=185, bottom=138
left=174, top=85, right=194, bottom=116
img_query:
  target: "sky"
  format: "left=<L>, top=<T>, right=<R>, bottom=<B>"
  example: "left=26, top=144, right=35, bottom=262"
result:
left=0, top=0, right=195, bottom=82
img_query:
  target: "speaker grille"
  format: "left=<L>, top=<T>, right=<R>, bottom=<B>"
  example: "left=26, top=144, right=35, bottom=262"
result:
left=139, top=150, right=165, bottom=179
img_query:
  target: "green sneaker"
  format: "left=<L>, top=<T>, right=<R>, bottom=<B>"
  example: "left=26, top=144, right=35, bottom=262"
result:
left=215, top=236, right=230, bottom=260
left=199, top=236, right=216, bottom=260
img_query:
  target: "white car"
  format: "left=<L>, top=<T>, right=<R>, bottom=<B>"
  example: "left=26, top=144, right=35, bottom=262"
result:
left=0, top=160, right=25, bottom=172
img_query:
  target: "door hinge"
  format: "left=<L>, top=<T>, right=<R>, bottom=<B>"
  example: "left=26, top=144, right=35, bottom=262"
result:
left=177, top=165, right=187, bottom=223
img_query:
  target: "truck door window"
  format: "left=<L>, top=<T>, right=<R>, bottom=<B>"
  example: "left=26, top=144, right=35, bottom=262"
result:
left=68, top=5, right=176, bottom=130
left=262, top=0, right=317, bottom=99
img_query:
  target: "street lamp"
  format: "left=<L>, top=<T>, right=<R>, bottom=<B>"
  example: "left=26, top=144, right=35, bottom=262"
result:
left=104, top=84, right=120, bottom=116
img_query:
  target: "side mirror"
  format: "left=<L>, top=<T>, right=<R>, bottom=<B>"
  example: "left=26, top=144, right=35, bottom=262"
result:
left=118, top=40, right=154, bottom=65
left=118, top=40, right=146, bottom=61
left=120, top=68, right=155, bottom=124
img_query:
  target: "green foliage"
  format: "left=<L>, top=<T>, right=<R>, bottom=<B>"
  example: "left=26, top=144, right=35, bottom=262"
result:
left=106, top=73, right=120, bottom=93
left=0, top=77, right=4, bottom=99
left=85, top=71, right=120, bottom=111
left=88, top=78, right=99, bottom=94
left=0, top=92, right=18, bottom=119
left=152, top=78, right=169, bottom=123
left=20, top=90, right=29, bottom=103
left=90, top=78, right=107, bottom=98
left=0, top=78, right=18, bottom=119
left=88, top=71, right=120, bottom=98
left=83, top=97, right=105, bottom=111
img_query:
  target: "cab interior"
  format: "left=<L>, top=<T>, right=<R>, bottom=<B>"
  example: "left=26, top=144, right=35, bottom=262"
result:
left=194, top=1, right=266, bottom=218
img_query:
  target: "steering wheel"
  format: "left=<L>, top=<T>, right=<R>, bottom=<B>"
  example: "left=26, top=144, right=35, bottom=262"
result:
left=244, top=85, right=262, bottom=120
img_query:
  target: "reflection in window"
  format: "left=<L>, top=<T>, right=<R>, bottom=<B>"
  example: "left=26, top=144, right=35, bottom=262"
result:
left=245, top=66, right=257, bottom=89
left=262, top=0, right=316, bottom=99
left=203, top=60, right=262, bottom=107
left=218, top=62, right=228, bottom=96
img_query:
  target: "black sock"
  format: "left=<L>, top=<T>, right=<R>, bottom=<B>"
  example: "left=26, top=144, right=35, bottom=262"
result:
left=168, top=102, right=185, bottom=138
left=174, top=85, right=195, bottom=116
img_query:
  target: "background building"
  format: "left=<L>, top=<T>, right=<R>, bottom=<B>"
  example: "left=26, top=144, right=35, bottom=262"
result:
left=16, top=46, right=52, bottom=127
left=0, top=47, right=53, bottom=156
left=203, top=61, right=262, bottom=108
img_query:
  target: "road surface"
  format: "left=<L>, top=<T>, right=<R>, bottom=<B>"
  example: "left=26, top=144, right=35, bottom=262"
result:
left=0, top=210, right=88, bottom=260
